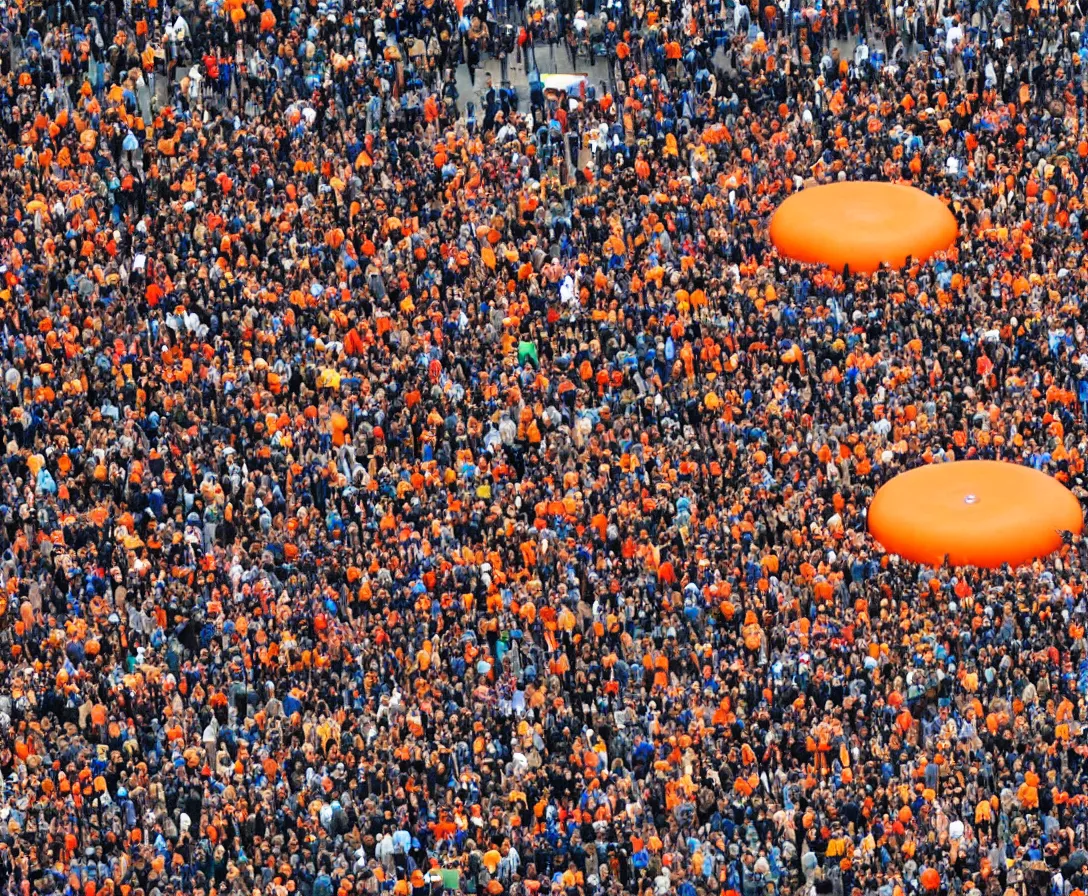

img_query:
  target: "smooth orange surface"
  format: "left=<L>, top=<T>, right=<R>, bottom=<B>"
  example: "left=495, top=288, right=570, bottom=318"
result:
left=868, top=461, right=1082, bottom=568
left=769, top=182, right=958, bottom=273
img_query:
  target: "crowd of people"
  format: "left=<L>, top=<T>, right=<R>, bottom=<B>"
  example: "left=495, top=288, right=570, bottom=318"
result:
left=3, top=0, right=1088, bottom=894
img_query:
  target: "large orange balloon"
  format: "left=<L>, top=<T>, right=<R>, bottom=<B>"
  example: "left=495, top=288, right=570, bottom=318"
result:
left=769, top=182, right=957, bottom=273
left=868, top=461, right=1082, bottom=568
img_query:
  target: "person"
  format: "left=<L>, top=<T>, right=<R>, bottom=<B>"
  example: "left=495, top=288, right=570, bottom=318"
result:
left=466, top=15, right=488, bottom=85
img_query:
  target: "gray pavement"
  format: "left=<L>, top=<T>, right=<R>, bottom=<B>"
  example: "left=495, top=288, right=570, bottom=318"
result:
left=451, top=42, right=614, bottom=115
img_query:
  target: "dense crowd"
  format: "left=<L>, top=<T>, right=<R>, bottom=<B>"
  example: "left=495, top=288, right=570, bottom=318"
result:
left=3, top=0, right=1088, bottom=895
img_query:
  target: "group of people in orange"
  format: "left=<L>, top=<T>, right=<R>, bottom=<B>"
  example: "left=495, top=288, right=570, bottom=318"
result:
left=1, top=1, right=1088, bottom=896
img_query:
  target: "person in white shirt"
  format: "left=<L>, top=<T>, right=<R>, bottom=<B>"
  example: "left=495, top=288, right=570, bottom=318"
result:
left=188, top=64, right=203, bottom=106
left=947, top=17, right=963, bottom=54
left=174, top=14, right=190, bottom=42
left=854, top=36, right=869, bottom=70
left=375, top=833, right=395, bottom=871
left=734, top=0, right=750, bottom=35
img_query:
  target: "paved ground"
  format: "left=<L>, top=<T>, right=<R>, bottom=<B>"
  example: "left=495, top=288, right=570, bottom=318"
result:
left=451, top=42, right=615, bottom=114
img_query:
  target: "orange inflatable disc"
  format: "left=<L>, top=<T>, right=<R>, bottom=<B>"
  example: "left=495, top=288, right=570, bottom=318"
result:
left=769, top=182, right=958, bottom=273
left=868, top=461, right=1082, bottom=568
